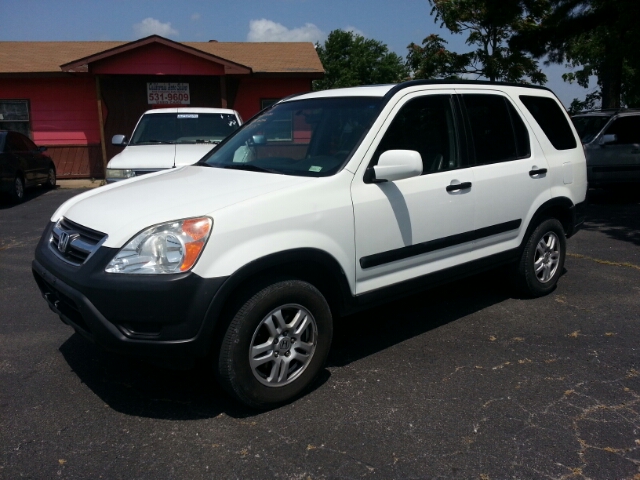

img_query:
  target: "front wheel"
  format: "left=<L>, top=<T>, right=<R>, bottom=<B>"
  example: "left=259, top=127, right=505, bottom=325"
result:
left=516, top=218, right=566, bottom=297
left=217, top=280, right=333, bottom=409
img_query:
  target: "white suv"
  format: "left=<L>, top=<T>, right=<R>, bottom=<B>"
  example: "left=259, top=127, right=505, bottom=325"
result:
left=33, top=81, right=587, bottom=409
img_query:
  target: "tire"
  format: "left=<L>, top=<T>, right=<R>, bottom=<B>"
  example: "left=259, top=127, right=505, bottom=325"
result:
left=516, top=218, right=566, bottom=297
left=217, top=280, right=333, bottom=409
left=44, top=166, right=56, bottom=189
left=9, top=176, right=25, bottom=203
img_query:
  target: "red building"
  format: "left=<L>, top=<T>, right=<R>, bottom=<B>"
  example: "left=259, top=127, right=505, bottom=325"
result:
left=0, top=35, right=324, bottom=178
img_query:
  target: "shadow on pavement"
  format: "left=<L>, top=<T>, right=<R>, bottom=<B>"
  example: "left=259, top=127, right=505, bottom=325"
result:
left=583, top=188, right=640, bottom=247
left=59, top=268, right=512, bottom=420
left=0, top=185, right=54, bottom=210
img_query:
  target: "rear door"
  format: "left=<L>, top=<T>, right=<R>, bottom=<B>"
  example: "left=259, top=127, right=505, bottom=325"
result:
left=457, top=90, right=550, bottom=254
left=21, top=134, right=49, bottom=183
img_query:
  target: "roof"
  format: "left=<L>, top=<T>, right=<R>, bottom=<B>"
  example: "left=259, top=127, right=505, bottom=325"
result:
left=0, top=36, right=324, bottom=75
left=144, top=107, right=239, bottom=114
left=291, top=80, right=552, bottom=102
left=572, top=108, right=640, bottom=117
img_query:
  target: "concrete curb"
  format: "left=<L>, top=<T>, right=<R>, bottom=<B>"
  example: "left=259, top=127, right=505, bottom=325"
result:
left=57, top=179, right=105, bottom=189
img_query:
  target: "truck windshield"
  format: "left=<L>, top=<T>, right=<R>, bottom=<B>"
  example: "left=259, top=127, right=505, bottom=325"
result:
left=130, top=113, right=240, bottom=145
left=571, top=115, right=612, bottom=144
left=200, top=97, right=382, bottom=177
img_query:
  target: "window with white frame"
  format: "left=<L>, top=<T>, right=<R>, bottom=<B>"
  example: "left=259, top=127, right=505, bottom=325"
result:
left=0, top=100, right=30, bottom=137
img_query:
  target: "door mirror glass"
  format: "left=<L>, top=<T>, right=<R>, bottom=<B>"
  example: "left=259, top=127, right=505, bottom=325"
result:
left=112, top=134, right=127, bottom=146
left=599, top=133, right=617, bottom=145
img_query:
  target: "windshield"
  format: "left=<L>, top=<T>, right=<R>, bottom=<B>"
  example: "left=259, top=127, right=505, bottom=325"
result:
left=199, top=97, right=382, bottom=177
left=571, top=115, right=612, bottom=144
left=130, top=113, right=240, bottom=145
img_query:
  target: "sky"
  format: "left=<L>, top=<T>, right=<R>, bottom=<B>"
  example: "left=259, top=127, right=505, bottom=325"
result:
left=1, top=0, right=596, bottom=107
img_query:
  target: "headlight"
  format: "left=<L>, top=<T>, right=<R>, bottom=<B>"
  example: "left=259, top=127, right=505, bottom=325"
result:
left=105, top=217, right=212, bottom=274
left=106, top=168, right=135, bottom=179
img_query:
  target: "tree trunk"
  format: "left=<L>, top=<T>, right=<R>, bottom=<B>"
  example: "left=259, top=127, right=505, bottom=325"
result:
left=600, top=41, right=623, bottom=108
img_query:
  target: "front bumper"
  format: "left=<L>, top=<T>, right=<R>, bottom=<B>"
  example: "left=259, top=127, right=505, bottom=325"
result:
left=33, top=221, right=227, bottom=361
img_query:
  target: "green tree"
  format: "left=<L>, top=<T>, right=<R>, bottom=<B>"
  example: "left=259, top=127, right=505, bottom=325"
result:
left=408, top=0, right=548, bottom=84
left=513, top=0, right=640, bottom=108
left=313, top=30, right=409, bottom=91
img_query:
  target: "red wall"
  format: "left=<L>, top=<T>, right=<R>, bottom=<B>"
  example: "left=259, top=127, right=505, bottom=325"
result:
left=233, top=77, right=313, bottom=121
left=92, top=44, right=225, bottom=76
left=0, top=77, right=100, bottom=145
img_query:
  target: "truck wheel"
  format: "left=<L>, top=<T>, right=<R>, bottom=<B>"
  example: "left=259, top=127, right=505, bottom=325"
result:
left=516, top=218, right=566, bottom=297
left=217, top=280, right=333, bottom=409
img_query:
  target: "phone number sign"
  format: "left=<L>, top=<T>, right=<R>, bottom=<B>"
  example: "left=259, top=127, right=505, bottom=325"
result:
left=147, top=83, right=190, bottom=105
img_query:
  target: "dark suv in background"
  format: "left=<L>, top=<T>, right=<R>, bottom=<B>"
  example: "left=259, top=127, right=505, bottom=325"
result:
left=571, top=109, right=640, bottom=187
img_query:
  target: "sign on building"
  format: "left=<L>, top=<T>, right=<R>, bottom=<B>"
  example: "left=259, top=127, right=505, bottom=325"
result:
left=147, top=83, right=190, bottom=105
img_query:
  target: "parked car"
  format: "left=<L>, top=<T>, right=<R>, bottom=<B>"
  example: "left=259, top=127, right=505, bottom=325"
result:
left=571, top=109, right=640, bottom=187
left=106, top=107, right=242, bottom=183
left=33, top=80, right=587, bottom=409
left=0, top=130, right=56, bottom=202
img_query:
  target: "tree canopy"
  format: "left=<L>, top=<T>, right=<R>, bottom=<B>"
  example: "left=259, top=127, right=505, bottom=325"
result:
left=407, top=0, right=547, bottom=84
left=513, top=0, right=640, bottom=109
left=313, top=30, right=409, bottom=91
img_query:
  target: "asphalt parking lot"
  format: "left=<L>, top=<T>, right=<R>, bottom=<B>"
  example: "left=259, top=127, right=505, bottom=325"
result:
left=1, top=186, right=639, bottom=479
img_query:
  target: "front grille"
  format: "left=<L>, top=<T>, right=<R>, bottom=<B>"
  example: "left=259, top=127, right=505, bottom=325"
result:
left=49, top=217, right=107, bottom=266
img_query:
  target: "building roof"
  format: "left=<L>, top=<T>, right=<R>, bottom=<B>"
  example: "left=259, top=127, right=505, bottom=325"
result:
left=0, top=37, right=324, bottom=75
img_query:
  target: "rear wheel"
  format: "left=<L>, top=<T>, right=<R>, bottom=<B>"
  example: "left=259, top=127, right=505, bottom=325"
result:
left=217, top=280, right=333, bottom=409
left=516, top=218, right=566, bottom=297
left=10, top=176, right=25, bottom=203
left=44, top=166, right=56, bottom=189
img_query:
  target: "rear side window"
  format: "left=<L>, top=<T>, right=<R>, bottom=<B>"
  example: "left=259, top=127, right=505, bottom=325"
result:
left=519, top=95, right=577, bottom=150
left=462, top=94, right=530, bottom=165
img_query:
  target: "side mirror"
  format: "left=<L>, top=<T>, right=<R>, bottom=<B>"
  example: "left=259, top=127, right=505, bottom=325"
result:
left=369, top=150, right=423, bottom=183
left=38, top=146, right=48, bottom=152
left=112, top=134, right=127, bottom=146
left=598, top=133, right=617, bottom=146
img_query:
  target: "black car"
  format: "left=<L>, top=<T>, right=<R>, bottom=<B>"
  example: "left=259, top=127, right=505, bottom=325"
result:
left=0, top=130, right=56, bottom=202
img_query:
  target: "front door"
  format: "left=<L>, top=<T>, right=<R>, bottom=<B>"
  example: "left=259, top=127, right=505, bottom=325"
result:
left=351, top=91, right=475, bottom=295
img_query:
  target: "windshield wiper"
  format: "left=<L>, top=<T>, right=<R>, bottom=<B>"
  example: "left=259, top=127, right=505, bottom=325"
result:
left=222, top=164, right=280, bottom=174
left=136, top=139, right=174, bottom=144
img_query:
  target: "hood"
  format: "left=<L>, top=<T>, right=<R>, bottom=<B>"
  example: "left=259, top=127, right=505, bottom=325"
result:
left=54, top=166, right=312, bottom=248
left=107, top=144, right=216, bottom=169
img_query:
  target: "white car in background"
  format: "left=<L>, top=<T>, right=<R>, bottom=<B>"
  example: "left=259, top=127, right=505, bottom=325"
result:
left=106, top=107, right=242, bottom=183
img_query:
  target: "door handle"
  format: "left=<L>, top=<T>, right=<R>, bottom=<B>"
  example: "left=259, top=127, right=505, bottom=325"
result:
left=529, top=168, right=547, bottom=177
left=446, top=182, right=472, bottom=192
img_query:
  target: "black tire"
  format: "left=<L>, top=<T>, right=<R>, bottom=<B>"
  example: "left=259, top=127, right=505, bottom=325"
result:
left=44, top=165, right=56, bottom=189
left=217, top=280, right=333, bottom=409
left=9, top=176, right=25, bottom=203
left=516, top=218, right=566, bottom=297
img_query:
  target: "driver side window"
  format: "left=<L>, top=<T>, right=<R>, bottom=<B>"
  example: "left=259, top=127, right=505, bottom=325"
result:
left=372, top=95, right=461, bottom=174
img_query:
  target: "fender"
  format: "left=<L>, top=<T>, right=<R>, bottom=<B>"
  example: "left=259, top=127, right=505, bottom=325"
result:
left=527, top=196, right=582, bottom=239
left=195, top=248, right=353, bottom=354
